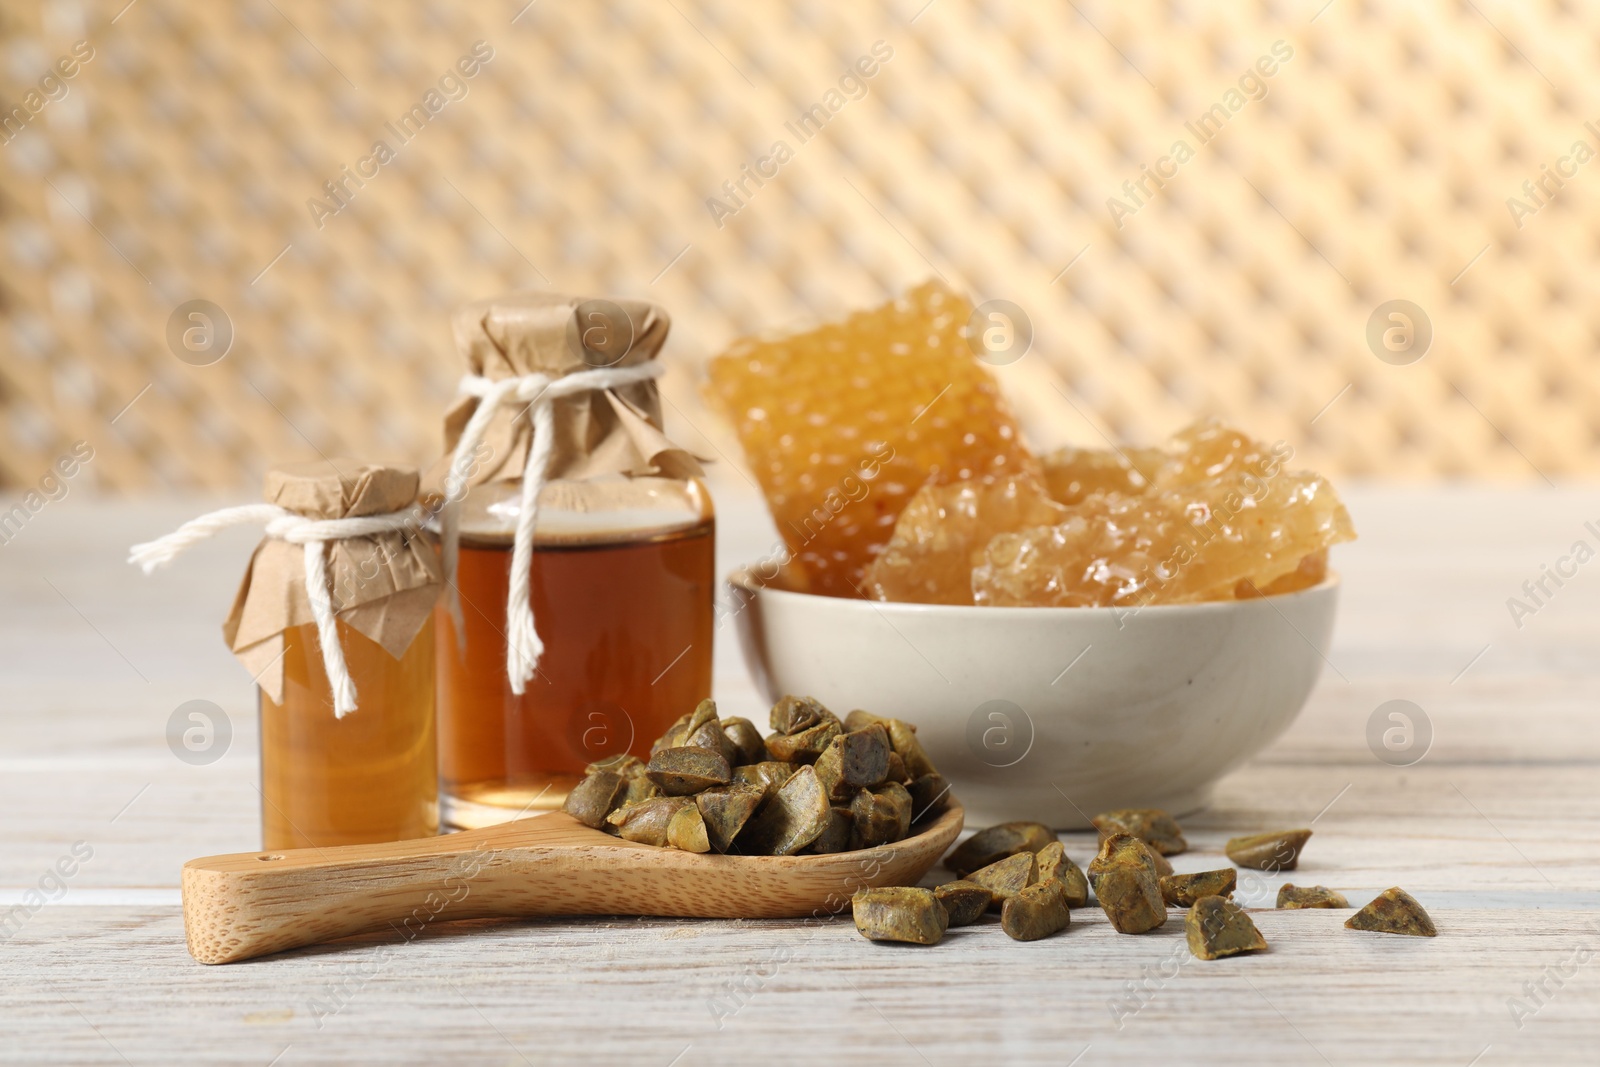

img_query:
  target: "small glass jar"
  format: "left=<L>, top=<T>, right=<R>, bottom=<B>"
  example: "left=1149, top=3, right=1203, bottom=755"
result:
left=436, top=477, right=714, bottom=828
left=260, top=617, right=438, bottom=849
left=132, top=458, right=443, bottom=851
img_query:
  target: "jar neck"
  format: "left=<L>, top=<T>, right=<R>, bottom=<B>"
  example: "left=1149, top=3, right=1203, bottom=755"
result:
left=454, top=476, right=711, bottom=546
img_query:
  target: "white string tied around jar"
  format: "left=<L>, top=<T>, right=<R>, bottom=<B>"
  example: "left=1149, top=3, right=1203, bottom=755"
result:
left=440, top=360, right=666, bottom=695
left=128, top=503, right=423, bottom=718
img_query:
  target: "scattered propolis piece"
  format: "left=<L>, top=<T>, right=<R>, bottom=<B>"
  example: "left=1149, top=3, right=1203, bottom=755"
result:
left=945, top=822, right=1056, bottom=878
left=694, top=783, right=765, bottom=853
left=617, top=776, right=662, bottom=809
left=606, top=797, right=691, bottom=846
left=804, top=806, right=853, bottom=855
left=586, top=754, right=646, bottom=779
left=666, top=803, right=711, bottom=853
left=652, top=699, right=720, bottom=755
left=1345, top=887, right=1437, bottom=937
left=1226, top=829, right=1312, bottom=871
left=1001, top=880, right=1072, bottom=941
left=684, top=714, right=727, bottom=755
left=967, top=851, right=1038, bottom=906
left=1148, top=848, right=1175, bottom=879
left=934, top=881, right=992, bottom=927
left=1091, top=809, right=1188, bottom=856
left=765, top=719, right=841, bottom=765
left=878, top=782, right=914, bottom=839
left=865, top=473, right=1067, bottom=605
left=906, top=773, right=952, bottom=823
left=1091, top=833, right=1167, bottom=934
left=1034, top=840, right=1069, bottom=881
left=814, top=724, right=893, bottom=802
left=1092, top=837, right=1173, bottom=885
left=1060, top=864, right=1090, bottom=909
left=561, top=770, right=624, bottom=829
left=731, top=761, right=797, bottom=800
left=1035, top=841, right=1090, bottom=908
left=848, top=785, right=907, bottom=850
left=1277, top=884, right=1349, bottom=910
left=770, top=695, right=833, bottom=735
left=1161, top=869, right=1238, bottom=908
left=844, top=710, right=935, bottom=779
left=1186, top=896, right=1269, bottom=960
left=738, top=765, right=831, bottom=856
left=852, top=887, right=949, bottom=945
left=706, top=280, right=1034, bottom=597
left=646, top=748, right=731, bottom=796
left=721, top=717, right=767, bottom=765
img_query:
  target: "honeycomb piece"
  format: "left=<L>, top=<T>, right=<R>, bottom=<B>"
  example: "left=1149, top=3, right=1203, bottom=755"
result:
left=864, top=473, right=1068, bottom=605
left=972, top=467, right=1355, bottom=608
left=1041, top=420, right=1278, bottom=505
left=1240, top=548, right=1328, bottom=598
left=706, top=280, right=1034, bottom=597
left=1040, top=445, right=1163, bottom=505
left=1152, top=418, right=1291, bottom=488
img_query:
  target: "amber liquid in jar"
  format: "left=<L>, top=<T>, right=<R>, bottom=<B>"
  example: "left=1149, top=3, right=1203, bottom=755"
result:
left=258, top=618, right=438, bottom=850
left=436, top=491, right=714, bottom=828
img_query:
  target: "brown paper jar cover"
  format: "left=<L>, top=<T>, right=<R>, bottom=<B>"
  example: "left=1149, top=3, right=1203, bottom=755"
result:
left=222, top=460, right=443, bottom=703
left=430, top=291, right=704, bottom=519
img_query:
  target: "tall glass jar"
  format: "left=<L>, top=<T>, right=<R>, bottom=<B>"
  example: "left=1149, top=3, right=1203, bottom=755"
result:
left=432, top=291, right=711, bottom=829
left=436, top=476, right=714, bottom=828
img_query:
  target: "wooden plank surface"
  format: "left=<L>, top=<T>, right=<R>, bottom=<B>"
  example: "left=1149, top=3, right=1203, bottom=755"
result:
left=2, top=477, right=1599, bottom=1064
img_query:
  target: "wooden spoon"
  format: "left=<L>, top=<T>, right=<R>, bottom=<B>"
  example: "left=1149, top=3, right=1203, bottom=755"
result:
left=182, top=803, right=964, bottom=964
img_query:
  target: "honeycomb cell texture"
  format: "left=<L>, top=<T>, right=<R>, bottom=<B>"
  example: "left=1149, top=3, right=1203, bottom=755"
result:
left=973, top=427, right=1355, bottom=607
left=707, top=280, right=1034, bottom=597
left=864, top=473, right=1067, bottom=606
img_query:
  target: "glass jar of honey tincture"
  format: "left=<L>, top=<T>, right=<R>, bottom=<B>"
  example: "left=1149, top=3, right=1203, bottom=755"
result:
left=131, top=461, right=444, bottom=849
left=432, top=292, right=713, bottom=829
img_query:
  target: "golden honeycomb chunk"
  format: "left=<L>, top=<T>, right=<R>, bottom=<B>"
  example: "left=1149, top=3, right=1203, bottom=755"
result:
left=1040, top=445, right=1163, bottom=505
left=864, top=474, right=1068, bottom=605
left=1240, top=548, right=1328, bottom=598
left=1152, top=418, right=1289, bottom=488
left=865, top=419, right=1350, bottom=608
left=707, top=280, right=1034, bottom=597
left=972, top=465, right=1354, bottom=608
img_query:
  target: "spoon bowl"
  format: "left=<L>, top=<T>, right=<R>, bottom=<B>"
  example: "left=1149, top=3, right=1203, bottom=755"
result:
left=182, top=803, right=965, bottom=964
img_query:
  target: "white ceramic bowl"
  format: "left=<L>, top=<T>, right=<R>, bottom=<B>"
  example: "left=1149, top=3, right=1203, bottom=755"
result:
left=727, top=569, right=1339, bottom=829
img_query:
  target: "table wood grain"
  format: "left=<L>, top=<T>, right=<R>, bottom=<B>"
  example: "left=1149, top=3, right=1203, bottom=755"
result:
left=2, top=477, right=1598, bottom=1065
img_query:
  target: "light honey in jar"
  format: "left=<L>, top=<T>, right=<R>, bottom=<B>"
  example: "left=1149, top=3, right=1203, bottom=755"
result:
left=128, top=460, right=447, bottom=851
left=261, top=618, right=438, bottom=849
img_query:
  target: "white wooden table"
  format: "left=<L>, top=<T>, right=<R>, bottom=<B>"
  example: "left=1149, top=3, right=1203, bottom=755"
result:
left=3, top=475, right=1598, bottom=1065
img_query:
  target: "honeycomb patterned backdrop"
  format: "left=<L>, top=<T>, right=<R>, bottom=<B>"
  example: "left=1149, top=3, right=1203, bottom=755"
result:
left=2, top=0, right=1598, bottom=491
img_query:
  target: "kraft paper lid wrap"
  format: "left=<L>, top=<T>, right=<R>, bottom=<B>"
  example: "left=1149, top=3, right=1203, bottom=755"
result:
left=223, top=460, right=443, bottom=704
left=434, top=292, right=704, bottom=501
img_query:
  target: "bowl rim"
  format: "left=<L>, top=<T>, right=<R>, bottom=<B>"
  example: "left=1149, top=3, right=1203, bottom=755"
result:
left=725, top=565, right=1340, bottom=618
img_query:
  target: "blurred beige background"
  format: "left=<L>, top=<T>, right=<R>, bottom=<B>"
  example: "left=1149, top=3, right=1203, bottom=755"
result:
left=2, top=0, right=1597, bottom=492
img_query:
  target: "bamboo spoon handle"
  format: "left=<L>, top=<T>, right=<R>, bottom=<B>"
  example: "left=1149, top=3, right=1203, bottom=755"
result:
left=180, top=813, right=639, bottom=964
